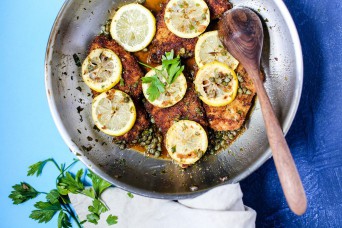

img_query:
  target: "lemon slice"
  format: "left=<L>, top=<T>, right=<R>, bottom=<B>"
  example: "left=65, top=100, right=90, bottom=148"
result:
left=165, top=120, right=208, bottom=165
left=110, top=3, right=156, bottom=52
left=194, top=61, right=238, bottom=107
left=195, top=31, right=239, bottom=69
left=92, top=89, right=136, bottom=136
left=164, top=0, right=210, bottom=39
left=142, top=65, right=187, bottom=108
left=82, top=48, right=122, bottom=93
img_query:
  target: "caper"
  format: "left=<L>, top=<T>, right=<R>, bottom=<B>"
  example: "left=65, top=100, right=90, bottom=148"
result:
left=146, top=140, right=151, bottom=145
left=119, top=145, right=125, bottom=150
left=224, top=77, right=231, bottom=83
left=238, top=76, right=244, bottom=82
left=228, top=134, right=234, bottom=140
left=132, top=140, right=137, bottom=144
left=148, top=136, right=152, bottom=141
left=154, top=151, right=161, bottom=157
left=142, top=136, right=147, bottom=141
left=242, top=88, right=247, bottom=93
left=221, top=141, right=226, bottom=146
left=149, top=128, right=153, bottom=133
left=216, top=78, right=222, bottom=84
left=124, top=97, right=130, bottom=103
left=231, top=131, right=237, bottom=136
left=222, top=81, right=228, bottom=86
left=246, top=90, right=252, bottom=95
left=209, top=77, right=215, bottom=82
left=238, top=88, right=243, bottom=94
left=141, top=142, right=146, bottom=146
left=214, top=145, right=220, bottom=151
left=149, top=143, right=156, bottom=149
left=158, top=136, right=162, bottom=142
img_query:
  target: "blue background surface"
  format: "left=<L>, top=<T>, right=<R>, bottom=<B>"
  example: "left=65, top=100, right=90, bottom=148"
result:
left=0, top=0, right=341, bottom=227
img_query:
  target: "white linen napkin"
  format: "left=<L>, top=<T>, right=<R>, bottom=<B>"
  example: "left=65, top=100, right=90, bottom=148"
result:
left=70, top=184, right=256, bottom=228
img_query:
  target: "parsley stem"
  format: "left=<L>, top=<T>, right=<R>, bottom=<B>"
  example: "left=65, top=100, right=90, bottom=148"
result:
left=63, top=203, right=82, bottom=228
left=50, top=158, right=62, bottom=172
left=56, top=159, right=79, bottom=183
left=138, top=61, right=156, bottom=70
left=64, top=159, right=79, bottom=172
left=78, top=191, right=110, bottom=210
left=38, top=191, right=48, bottom=195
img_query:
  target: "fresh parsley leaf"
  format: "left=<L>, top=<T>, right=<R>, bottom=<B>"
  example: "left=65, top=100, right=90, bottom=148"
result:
left=9, top=182, right=40, bottom=204
left=161, top=50, right=184, bottom=84
left=29, top=201, right=61, bottom=223
left=142, top=75, right=166, bottom=102
left=82, top=188, right=96, bottom=199
left=140, top=50, right=184, bottom=101
left=87, top=170, right=112, bottom=197
left=46, top=189, right=71, bottom=205
left=27, top=158, right=55, bottom=177
left=87, top=213, right=100, bottom=225
left=57, top=170, right=84, bottom=195
left=146, top=80, right=161, bottom=102
left=46, top=189, right=60, bottom=204
left=127, top=192, right=134, bottom=198
left=106, top=214, right=118, bottom=225
left=87, top=199, right=108, bottom=224
left=88, top=199, right=108, bottom=214
left=141, top=77, right=155, bottom=83
left=58, top=211, right=72, bottom=228
left=162, top=49, right=174, bottom=61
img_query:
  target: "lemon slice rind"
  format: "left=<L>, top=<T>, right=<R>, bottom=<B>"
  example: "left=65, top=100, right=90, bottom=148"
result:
left=194, top=61, right=239, bottom=107
left=164, top=0, right=210, bottom=39
left=165, top=120, right=208, bottom=165
left=92, top=89, right=136, bottom=136
left=110, top=3, right=156, bottom=52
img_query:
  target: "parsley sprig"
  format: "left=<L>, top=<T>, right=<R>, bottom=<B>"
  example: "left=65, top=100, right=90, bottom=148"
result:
left=9, top=158, right=131, bottom=227
left=140, top=50, right=185, bottom=102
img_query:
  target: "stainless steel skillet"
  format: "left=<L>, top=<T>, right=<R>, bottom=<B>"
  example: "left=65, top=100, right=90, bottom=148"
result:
left=45, top=0, right=303, bottom=199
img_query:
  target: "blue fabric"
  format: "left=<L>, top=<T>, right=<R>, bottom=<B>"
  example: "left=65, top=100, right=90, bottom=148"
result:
left=241, top=0, right=342, bottom=227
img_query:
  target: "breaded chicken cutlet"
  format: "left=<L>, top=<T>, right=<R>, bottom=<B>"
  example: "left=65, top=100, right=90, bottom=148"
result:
left=144, top=82, right=208, bottom=136
left=204, top=65, right=263, bottom=131
left=89, top=35, right=149, bottom=142
left=147, top=0, right=232, bottom=64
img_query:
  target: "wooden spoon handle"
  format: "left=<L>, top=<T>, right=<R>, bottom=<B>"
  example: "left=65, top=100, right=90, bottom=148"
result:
left=251, top=70, right=307, bottom=215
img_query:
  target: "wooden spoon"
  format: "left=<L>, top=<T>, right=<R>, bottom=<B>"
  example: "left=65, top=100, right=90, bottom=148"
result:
left=218, top=8, right=307, bottom=215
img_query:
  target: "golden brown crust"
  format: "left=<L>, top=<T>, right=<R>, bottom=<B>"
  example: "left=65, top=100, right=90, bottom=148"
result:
left=203, top=64, right=262, bottom=131
left=89, top=35, right=143, bottom=100
left=206, top=0, right=232, bottom=19
left=144, top=82, right=208, bottom=136
left=147, top=4, right=198, bottom=64
left=89, top=35, right=149, bottom=141
left=147, top=0, right=231, bottom=64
